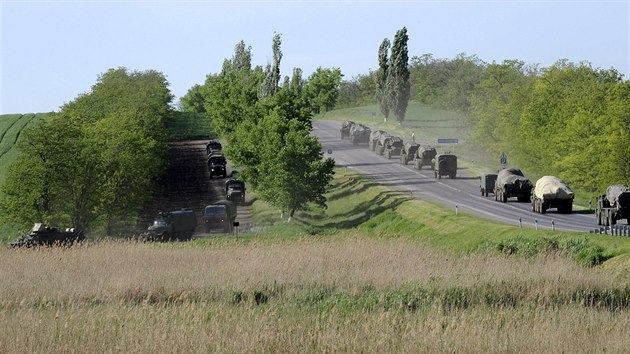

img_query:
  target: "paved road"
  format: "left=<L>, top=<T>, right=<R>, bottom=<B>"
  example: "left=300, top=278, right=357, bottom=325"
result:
left=313, top=120, right=596, bottom=233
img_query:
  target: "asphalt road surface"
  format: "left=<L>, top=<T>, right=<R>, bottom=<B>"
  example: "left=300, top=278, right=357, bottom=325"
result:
left=313, top=120, right=597, bottom=233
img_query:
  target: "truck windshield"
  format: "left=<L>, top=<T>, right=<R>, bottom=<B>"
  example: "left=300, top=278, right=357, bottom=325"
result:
left=153, top=220, right=167, bottom=227
left=205, top=206, right=227, bottom=216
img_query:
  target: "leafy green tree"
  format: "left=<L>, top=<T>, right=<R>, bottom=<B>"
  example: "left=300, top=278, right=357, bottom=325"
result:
left=385, top=27, right=410, bottom=123
left=179, top=84, right=206, bottom=113
left=336, top=72, right=377, bottom=108
left=376, top=38, right=390, bottom=119
left=305, top=67, right=343, bottom=113
left=260, top=33, right=283, bottom=99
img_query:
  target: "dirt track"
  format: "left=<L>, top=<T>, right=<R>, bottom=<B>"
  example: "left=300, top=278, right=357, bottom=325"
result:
left=138, top=140, right=252, bottom=236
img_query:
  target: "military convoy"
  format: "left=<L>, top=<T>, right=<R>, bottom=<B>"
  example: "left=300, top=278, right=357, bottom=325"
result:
left=11, top=223, right=83, bottom=248
left=399, top=142, right=419, bottom=165
left=596, top=185, right=630, bottom=225
left=340, top=120, right=355, bottom=140
left=349, top=123, right=371, bottom=145
left=494, top=168, right=533, bottom=202
left=433, top=154, right=457, bottom=179
left=146, top=210, right=197, bottom=241
left=531, top=176, right=574, bottom=214
left=414, top=145, right=437, bottom=170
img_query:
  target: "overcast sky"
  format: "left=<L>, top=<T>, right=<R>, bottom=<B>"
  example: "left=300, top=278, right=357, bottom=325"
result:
left=1, top=0, right=628, bottom=114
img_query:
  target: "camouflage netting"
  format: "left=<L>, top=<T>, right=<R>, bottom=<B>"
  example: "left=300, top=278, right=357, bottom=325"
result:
left=496, top=168, right=531, bottom=188
left=534, top=176, right=574, bottom=200
left=350, top=123, right=369, bottom=134
left=606, top=184, right=630, bottom=207
left=341, top=120, right=355, bottom=130
left=370, top=130, right=386, bottom=140
left=403, top=142, right=418, bottom=152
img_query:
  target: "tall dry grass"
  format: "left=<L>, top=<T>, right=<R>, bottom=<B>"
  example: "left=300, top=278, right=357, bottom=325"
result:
left=1, top=236, right=629, bottom=352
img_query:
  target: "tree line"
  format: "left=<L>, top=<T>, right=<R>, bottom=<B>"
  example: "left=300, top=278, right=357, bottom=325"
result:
left=0, top=68, right=173, bottom=235
left=338, top=46, right=629, bottom=193
left=180, top=34, right=337, bottom=219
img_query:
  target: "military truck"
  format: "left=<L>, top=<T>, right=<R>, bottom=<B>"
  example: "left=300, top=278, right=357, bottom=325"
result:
left=349, top=123, right=371, bottom=145
left=433, top=154, right=457, bottom=179
left=146, top=210, right=197, bottom=241
left=480, top=173, right=497, bottom=197
left=206, top=141, right=222, bottom=156
left=413, top=145, right=437, bottom=170
left=494, top=168, right=533, bottom=203
left=369, top=130, right=387, bottom=151
left=225, top=179, right=246, bottom=204
left=340, top=120, right=355, bottom=140
left=379, top=136, right=403, bottom=158
left=203, top=200, right=237, bottom=233
left=531, top=176, right=574, bottom=214
left=208, top=154, right=227, bottom=178
left=11, top=223, right=83, bottom=248
left=596, top=184, right=630, bottom=226
left=400, top=142, right=419, bottom=165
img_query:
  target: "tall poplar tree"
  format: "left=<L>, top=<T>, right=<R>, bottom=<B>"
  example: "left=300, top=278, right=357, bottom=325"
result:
left=387, top=27, right=410, bottom=123
left=376, top=38, right=390, bottom=119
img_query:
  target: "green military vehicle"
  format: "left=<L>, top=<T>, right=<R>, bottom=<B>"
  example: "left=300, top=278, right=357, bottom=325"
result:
left=203, top=200, right=238, bottom=233
left=208, top=154, right=227, bottom=178
left=11, top=223, right=83, bottom=248
left=413, top=145, right=437, bottom=170
left=349, top=123, right=371, bottom=146
left=146, top=210, right=197, bottom=241
left=399, top=142, right=419, bottom=165
left=480, top=173, right=498, bottom=197
left=494, top=168, right=533, bottom=203
left=596, top=185, right=630, bottom=226
left=369, top=130, right=387, bottom=151
left=531, top=176, right=574, bottom=214
left=225, top=179, right=246, bottom=204
left=433, top=154, right=457, bottom=179
left=340, top=120, right=355, bottom=140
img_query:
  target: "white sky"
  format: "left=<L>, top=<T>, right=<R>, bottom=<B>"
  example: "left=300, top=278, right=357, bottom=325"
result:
left=1, top=0, right=628, bottom=114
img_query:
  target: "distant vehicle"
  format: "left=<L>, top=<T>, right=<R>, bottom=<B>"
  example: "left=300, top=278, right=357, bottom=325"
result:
left=349, top=123, right=371, bottom=145
left=531, top=176, right=574, bottom=214
left=208, top=154, right=227, bottom=178
left=400, top=142, right=419, bottom=165
left=146, top=210, right=197, bottom=241
left=340, top=121, right=355, bottom=140
left=11, top=223, right=83, bottom=248
left=596, top=184, right=630, bottom=226
left=480, top=173, right=497, bottom=197
left=381, top=136, right=404, bottom=159
left=203, top=200, right=237, bottom=233
left=433, top=154, right=457, bottom=179
left=494, top=168, right=532, bottom=202
left=413, top=145, right=437, bottom=170
left=225, top=179, right=246, bottom=204
left=369, top=130, right=387, bottom=151
left=206, top=141, right=222, bottom=156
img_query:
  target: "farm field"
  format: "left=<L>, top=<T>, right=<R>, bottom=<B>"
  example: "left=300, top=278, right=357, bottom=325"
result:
left=0, top=113, right=49, bottom=186
left=2, top=168, right=630, bottom=352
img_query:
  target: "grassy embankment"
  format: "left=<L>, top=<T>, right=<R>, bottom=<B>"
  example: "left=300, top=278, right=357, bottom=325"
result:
left=2, top=167, right=630, bottom=352
left=316, top=102, right=600, bottom=207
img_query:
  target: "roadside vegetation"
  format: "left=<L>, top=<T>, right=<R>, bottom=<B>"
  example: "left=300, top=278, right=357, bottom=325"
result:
left=2, top=168, right=630, bottom=352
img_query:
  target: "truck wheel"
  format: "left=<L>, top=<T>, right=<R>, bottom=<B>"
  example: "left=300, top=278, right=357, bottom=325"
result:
left=450, top=173, right=456, bottom=179
left=609, top=212, right=616, bottom=226
left=501, top=192, right=507, bottom=203
left=480, top=188, right=485, bottom=197
left=485, top=190, right=489, bottom=197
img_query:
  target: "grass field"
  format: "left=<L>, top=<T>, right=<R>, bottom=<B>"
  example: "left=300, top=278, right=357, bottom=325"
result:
left=165, top=111, right=215, bottom=140
left=0, top=113, right=49, bottom=185
left=2, top=168, right=630, bottom=352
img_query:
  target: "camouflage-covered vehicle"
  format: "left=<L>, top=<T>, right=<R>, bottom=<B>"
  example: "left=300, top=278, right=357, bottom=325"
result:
left=413, top=145, right=437, bottom=170
left=531, top=176, right=574, bottom=214
left=596, top=185, right=630, bottom=226
left=369, top=130, right=387, bottom=151
left=145, top=210, right=197, bottom=241
left=494, top=168, right=532, bottom=203
left=379, top=136, right=403, bottom=158
left=399, top=142, right=419, bottom=165
left=433, top=154, right=457, bottom=179
left=340, top=120, right=355, bottom=140
left=349, top=123, right=371, bottom=146
left=11, top=223, right=83, bottom=248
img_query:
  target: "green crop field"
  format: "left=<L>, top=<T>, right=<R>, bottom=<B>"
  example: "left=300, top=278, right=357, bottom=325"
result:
left=165, top=111, right=215, bottom=140
left=0, top=113, right=49, bottom=187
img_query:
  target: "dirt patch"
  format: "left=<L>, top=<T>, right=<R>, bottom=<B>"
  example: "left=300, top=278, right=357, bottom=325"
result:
left=137, top=140, right=253, bottom=236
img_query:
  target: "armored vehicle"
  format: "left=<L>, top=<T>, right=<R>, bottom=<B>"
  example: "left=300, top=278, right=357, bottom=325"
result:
left=531, top=176, right=574, bottom=214
left=208, top=154, right=227, bottom=178
left=480, top=173, right=497, bottom=197
left=204, top=200, right=237, bottom=233
left=433, top=154, right=457, bottom=179
left=349, top=123, right=371, bottom=145
left=413, top=145, right=437, bottom=170
left=206, top=141, right=222, bottom=156
left=340, top=120, right=355, bottom=140
left=379, top=136, right=403, bottom=158
left=225, top=179, right=246, bottom=204
left=369, top=130, right=387, bottom=151
left=146, top=210, right=197, bottom=241
left=400, top=142, right=419, bottom=165
left=11, top=223, right=83, bottom=248
left=596, top=184, right=630, bottom=226
left=494, top=168, right=533, bottom=203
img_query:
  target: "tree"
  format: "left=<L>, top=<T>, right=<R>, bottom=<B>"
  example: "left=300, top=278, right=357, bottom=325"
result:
left=305, top=67, right=343, bottom=113
left=259, top=33, right=283, bottom=98
left=386, top=27, right=410, bottom=123
left=376, top=38, right=390, bottom=119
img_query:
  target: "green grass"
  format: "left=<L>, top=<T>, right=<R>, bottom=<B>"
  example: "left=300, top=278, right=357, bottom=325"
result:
left=0, top=113, right=49, bottom=186
left=165, top=111, right=215, bottom=140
